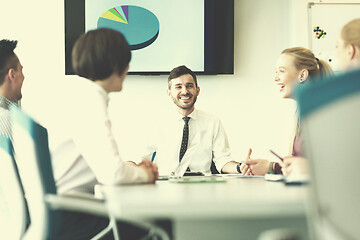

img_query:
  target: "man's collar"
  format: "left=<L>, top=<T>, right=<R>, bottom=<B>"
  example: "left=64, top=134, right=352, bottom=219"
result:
left=79, top=77, right=110, bottom=104
left=188, top=109, right=198, bottom=120
left=94, top=83, right=110, bottom=103
left=175, top=108, right=198, bottom=121
left=0, top=96, right=17, bottom=110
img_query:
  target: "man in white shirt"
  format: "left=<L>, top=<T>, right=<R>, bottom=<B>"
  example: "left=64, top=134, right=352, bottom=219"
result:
left=0, top=39, right=24, bottom=140
left=143, top=65, right=241, bottom=175
left=0, top=39, right=28, bottom=235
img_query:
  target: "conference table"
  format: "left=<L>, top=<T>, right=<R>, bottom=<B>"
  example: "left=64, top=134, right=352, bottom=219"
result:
left=100, top=175, right=310, bottom=240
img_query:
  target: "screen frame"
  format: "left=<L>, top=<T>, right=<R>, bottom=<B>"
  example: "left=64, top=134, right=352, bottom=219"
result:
left=64, top=0, right=234, bottom=75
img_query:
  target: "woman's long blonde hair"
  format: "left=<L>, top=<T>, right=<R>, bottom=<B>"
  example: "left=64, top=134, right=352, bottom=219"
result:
left=281, top=47, right=334, bottom=155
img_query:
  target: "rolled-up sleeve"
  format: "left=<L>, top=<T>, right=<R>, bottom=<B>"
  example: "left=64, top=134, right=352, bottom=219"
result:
left=212, top=120, right=233, bottom=172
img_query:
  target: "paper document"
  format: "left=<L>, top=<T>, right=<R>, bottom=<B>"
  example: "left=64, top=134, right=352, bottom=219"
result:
left=169, top=175, right=226, bottom=184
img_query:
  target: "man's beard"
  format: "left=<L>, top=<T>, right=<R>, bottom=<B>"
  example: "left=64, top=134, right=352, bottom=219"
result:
left=172, top=94, right=197, bottom=110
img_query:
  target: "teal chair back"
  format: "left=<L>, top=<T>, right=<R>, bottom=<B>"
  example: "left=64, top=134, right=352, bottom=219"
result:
left=0, top=135, right=30, bottom=239
left=10, top=106, right=61, bottom=240
left=297, top=69, right=360, bottom=240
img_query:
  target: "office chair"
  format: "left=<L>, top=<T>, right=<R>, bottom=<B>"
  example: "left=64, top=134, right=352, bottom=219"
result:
left=10, top=106, right=113, bottom=240
left=100, top=185, right=171, bottom=240
left=297, top=69, right=360, bottom=240
left=0, top=135, right=30, bottom=239
left=210, top=161, right=220, bottom=174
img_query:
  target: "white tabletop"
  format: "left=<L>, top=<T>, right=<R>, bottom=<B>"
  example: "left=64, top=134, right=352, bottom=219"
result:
left=101, top=176, right=309, bottom=221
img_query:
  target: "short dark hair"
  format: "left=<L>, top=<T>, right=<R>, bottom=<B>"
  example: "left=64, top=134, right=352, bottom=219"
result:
left=0, top=39, right=18, bottom=85
left=72, top=28, right=131, bottom=81
left=168, top=65, right=197, bottom=89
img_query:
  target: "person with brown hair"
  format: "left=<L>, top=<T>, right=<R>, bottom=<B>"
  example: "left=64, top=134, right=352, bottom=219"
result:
left=46, top=28, right=160, bottom=239
left=0, top=39, right=24, bottom=140
left=141, top=65, right=242, bottom=176
left=240, top=47, right=333, bottom=176
left=50, top=28, right=158, bottom=194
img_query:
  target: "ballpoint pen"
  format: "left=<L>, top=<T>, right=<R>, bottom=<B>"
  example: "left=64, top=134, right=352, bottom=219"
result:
left=151, top=151, right=156, bottom=162
left=269, top=149, right=284, bottom=162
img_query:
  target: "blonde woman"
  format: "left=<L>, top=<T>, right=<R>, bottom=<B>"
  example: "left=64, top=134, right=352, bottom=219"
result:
left=279, top=18, right=360, bottom=176
left=336, top=18, right=360, bottom=72
left=241, top=47, right=333, bottom=176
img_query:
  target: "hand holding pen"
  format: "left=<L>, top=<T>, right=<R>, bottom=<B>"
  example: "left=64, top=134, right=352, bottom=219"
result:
left=269, top=150, right=309, bottom=176
left=268, top=149, right=285, bottom=174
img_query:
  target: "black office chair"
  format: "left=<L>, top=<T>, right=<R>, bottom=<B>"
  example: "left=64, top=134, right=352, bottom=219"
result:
left=210, top=161, right=220, bottom=174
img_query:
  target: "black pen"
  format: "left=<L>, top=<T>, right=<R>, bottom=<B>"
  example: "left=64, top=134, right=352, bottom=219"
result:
left=269, top=149, right=284, bottom=162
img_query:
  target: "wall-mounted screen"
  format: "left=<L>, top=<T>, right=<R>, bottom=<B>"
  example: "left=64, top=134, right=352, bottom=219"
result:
left=65, top=0, right=234, bottom=75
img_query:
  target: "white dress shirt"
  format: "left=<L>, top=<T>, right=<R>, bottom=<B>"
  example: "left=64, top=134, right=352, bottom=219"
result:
left=0, top=96, right=18, bottom=140
left=48, top=77, right=148, bottom=194
left=143, top=109, right=234, bottom=175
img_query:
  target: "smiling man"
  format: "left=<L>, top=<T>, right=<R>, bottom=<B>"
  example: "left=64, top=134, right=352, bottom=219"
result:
left=143, top=65, right=241, bottom=176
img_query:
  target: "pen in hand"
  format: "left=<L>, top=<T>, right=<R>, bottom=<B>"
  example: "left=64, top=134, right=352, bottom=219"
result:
left=269, top=149, right=284, bottom=162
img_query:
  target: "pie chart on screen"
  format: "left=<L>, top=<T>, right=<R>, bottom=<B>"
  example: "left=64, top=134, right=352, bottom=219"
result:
left=97, top=5, right=159, bottom=50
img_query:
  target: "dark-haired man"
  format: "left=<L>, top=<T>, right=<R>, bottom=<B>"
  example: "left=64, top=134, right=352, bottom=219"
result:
left=0, top=39, right=28, bottom=237
left=142, top=65, right=242, bottom=175
left=0, top=39, right=24, bottom=140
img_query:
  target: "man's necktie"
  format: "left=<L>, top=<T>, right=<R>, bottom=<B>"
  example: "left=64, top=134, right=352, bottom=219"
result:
left=179, top=116, right=190, bottom=162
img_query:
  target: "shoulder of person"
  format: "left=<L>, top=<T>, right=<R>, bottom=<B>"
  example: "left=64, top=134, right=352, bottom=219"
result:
left=195, top=109, right=221, bottom=122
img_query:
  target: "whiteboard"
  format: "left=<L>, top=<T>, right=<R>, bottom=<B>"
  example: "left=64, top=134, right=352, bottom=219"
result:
left=308, top=3, right=360, bottom=72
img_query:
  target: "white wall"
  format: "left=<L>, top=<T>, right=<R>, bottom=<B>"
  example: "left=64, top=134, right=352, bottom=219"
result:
left=0, top=0, right=299, bottom=162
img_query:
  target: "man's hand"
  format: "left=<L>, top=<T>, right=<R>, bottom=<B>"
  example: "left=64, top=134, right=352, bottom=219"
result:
left=240, top=148, right=269, bottom=176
